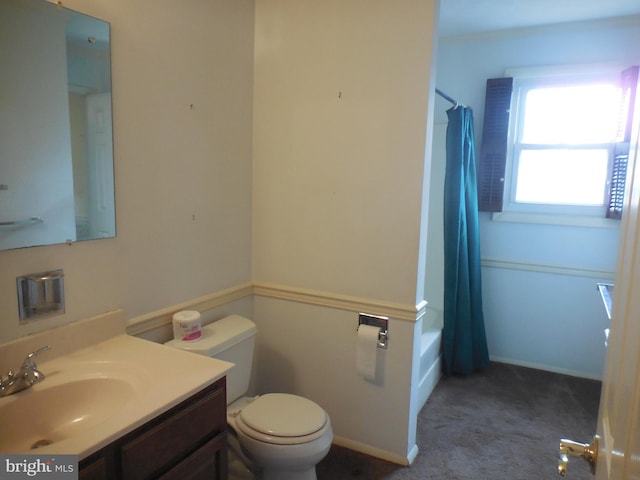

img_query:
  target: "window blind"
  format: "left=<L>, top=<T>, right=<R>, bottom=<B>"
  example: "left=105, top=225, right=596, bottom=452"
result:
left=607, top=66, right=639, bottom=220
left=478, top=77, right=513, bottom=212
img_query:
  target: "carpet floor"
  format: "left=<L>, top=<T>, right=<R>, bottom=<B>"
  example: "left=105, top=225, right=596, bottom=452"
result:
left=317, top=362, right=601, bottom=480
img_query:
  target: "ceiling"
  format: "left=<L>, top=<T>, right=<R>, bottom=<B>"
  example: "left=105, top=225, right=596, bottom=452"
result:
left=438, top=0, right=640, bottom=37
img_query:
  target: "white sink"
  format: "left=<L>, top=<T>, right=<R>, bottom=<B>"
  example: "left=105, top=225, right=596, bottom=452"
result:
left=0, top=359, right=152, bottom=453
left=1, top=377, right=133, bottom=452
left=0, top=310, right=233, bottom=459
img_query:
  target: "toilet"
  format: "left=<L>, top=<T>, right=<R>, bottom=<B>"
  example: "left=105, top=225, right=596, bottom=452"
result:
left=165, top=315, right=333, bottom=480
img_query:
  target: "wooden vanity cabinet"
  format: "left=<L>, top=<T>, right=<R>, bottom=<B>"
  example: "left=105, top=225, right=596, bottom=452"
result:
left=79, top=377, right=227, bottom=480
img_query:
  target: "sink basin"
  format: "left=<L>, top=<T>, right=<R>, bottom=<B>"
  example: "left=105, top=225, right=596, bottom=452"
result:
left=0, top=377, right=135, bottom=453
left=0, top=358, right=152, bottom=454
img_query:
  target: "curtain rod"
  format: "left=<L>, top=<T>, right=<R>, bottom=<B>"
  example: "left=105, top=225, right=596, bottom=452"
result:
left=435, top=88, right=463, bottom=107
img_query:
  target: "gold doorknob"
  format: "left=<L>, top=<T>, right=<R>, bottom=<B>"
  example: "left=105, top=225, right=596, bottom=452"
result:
left=558, top=436, right=598, bottom=476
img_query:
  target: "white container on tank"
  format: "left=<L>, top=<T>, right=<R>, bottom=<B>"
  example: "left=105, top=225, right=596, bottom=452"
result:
left=165, top=315, right=257, bottom=404
left=172, top=310, right=202, bottom=342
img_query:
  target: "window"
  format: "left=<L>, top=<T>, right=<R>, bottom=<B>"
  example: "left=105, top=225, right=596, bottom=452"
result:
left=478, top=65, right=639, bottom=224
left=508, top=77, right=620, bottom=216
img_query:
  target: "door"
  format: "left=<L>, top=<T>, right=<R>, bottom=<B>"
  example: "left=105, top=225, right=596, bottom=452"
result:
left=86, top=92, right=115, bottom=239
left=560, top=73, right=640, bottom=479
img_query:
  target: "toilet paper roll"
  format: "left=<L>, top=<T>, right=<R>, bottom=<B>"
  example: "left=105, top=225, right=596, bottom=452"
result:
left=172, top=310, right=202, bottom=342
left=356, top=324, right=380, bottom=381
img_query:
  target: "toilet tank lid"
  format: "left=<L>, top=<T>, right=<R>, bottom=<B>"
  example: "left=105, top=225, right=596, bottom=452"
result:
left=165, top=315, right=256, bottom=356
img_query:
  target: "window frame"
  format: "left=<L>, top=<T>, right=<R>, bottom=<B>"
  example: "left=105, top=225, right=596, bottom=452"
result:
left=499, top=65, right=622, bottom=223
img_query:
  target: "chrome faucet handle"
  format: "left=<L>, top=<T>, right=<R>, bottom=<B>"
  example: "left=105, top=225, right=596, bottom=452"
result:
left=21, top=345, right=51, bottom=370
left=20, top=346, right=51, bottom=385
left=3, top=371, right=15, bottom=385
left=0, top=347, right=51, bottom=397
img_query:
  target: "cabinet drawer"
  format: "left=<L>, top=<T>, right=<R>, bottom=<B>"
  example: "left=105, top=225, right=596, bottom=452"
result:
left=121, top=379, right=226, bottom=480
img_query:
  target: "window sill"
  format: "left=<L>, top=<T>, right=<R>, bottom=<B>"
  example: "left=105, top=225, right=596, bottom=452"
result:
left=491, top=211, right=620, bottom=228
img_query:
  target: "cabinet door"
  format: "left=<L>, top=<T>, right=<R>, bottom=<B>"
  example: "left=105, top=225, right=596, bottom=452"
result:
left=78, top=455, right=107, bottom=480
left=121, top=380, right=226, bottom=480
left=158, top=432, right=228, bottom=480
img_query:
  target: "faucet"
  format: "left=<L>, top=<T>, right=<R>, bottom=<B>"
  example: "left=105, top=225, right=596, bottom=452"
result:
left=0, top=346, right=51, bottom=397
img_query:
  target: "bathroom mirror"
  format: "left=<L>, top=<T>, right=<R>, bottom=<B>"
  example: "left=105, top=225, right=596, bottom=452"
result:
left=0, top=0, right=115, bottom=251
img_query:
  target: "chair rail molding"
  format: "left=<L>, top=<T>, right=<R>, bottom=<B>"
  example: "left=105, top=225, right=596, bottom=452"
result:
left=481, top=257, right=615, bottom=279
left=127, top=281, right=427, bottom=336
left=126, top=282, right=253, bottom=336
left=253, top=282, right=427, bottom=322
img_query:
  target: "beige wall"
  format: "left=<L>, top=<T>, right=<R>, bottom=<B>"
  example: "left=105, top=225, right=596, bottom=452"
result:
left=0, top=0, right=438, bottom=464
left=253, top=0, right=435, bottom=306
left=252, top=0, right=438, bottom=462
left=0, top=0, right=255, bottom=343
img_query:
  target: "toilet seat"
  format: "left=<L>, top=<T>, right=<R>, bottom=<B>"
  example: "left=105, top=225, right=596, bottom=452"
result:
left=235, top=393, right=329, bottom=445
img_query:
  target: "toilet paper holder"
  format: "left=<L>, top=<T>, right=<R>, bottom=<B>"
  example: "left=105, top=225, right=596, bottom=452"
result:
left=358, top=313, right=388, bottom=349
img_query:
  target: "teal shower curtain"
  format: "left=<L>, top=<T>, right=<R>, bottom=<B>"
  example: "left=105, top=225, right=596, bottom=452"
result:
left=442, top=106, right=490, bottom=376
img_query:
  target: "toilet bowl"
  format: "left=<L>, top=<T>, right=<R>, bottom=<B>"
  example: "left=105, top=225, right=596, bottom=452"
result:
left=165, top=315, right=333, bottom=480
left=228, top=394, right=333, bottom=480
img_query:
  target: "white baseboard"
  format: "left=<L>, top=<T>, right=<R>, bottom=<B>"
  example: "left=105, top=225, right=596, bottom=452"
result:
left=490, top=355, right=603, bottom=381
left=331, top=435, right=416, bottom=466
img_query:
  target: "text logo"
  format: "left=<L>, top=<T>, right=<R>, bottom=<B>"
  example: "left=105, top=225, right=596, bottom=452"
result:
left=0, top=455, right=77, bottom=480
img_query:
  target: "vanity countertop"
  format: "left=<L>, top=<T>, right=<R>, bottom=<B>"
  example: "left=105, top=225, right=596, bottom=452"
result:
left=0, top=310, right=233, bottom=459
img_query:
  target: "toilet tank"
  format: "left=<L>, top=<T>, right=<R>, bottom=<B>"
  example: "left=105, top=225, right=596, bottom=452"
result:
left=164, top=315, right=256, bottom=404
